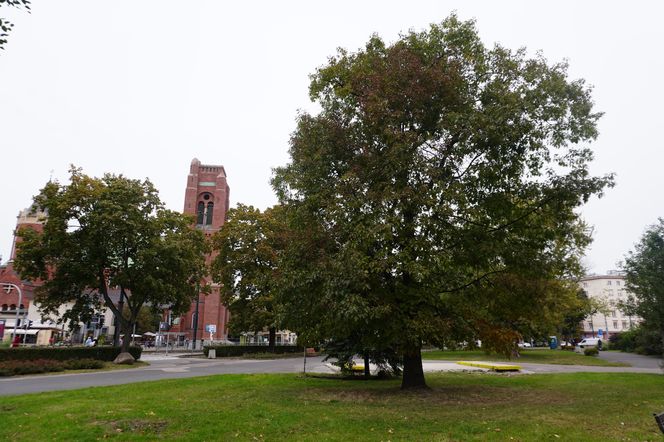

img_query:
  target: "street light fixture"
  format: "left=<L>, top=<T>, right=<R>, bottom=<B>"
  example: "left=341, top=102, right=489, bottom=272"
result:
left=2, top=282, right=23, bottom=344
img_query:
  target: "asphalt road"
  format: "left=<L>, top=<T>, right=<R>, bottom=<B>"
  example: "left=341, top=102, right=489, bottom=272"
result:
left=0, top=354, right=332, bottom=397
left=1, top=351, right=661, bottom=397
left=596, top=350, right=663, bottom=370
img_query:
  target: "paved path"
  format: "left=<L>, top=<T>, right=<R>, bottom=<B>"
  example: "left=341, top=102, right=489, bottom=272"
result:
left=0, top=355, right=488, bottom=397
left=0, top=355, right=330, bottom=397
left=1, top=352, right=661, bottom=397
left=596, top=350, right=663, bottom=370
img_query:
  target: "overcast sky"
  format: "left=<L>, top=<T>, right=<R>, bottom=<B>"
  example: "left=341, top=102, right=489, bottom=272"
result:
left=1, top=1, right=662, bottom=274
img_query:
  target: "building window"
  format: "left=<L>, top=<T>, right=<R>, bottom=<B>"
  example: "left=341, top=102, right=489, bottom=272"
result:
left=616, top=281, right=621, bottom=286
left=607, top=280, right=612, bottom=286
left=613, top=321, right=618, bottom=329
left=206, top=202, right=214, bottom=225
left=197, top=202, right=205, bottom=225
left=10, top=304, right=16, bottom=310
left=1, top=304, right=7, bottom=311
left=583, top=282, right=588, bottom=287
left=611, top=311, right=617, bottom=318
left=622, top=321, right=628, bottom=329
left=19, top=304, right=25, bottom=311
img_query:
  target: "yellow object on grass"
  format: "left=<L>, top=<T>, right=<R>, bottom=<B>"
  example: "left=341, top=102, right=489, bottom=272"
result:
left=456, top=361, right=521, bottom=371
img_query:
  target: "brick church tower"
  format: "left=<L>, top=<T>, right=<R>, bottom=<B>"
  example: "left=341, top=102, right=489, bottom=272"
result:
left=171, top=158, right=231, bottom=342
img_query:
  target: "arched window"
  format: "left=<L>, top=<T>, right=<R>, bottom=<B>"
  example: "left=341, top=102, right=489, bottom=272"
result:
left=1, top=304, right=7, bottom=311
left=197, top=202, right=205, bottom=225
left=10, top=304, right=16, bottom=311
left=19, top=304, right=25, bottom=310
left=206, top=202, right=214, bottom=225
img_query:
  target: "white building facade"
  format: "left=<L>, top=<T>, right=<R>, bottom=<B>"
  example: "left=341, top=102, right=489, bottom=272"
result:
left=579, top=271, right=640, bottom=341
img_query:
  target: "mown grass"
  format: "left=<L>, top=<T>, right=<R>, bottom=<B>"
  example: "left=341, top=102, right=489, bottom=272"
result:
left=422, top=349, right=629, bottom=366
left=0, top=371, right=662, bottom=440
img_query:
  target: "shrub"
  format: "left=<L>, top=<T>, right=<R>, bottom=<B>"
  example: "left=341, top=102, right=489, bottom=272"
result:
left=0, top=346, right=142, bottom=362
left=0, top=359, right=65, bottom=376
left=584, top=347, right=599, bottom=356
left=611, top=325, right=663, bottom=356
left=64, top=358, right=105, bottom=370
left=0, top=358, right=108, bottom=376
left=203, top=345, right=302, bottom=358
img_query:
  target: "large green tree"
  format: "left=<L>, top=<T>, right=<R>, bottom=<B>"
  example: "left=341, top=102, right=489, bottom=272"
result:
left=14, top=168, right=209, bottom=354
left=273, top=16, right=612, bottom=388
left=211, top=204, right=286, bottom=348
left=623, top=218, right=664, bottom=354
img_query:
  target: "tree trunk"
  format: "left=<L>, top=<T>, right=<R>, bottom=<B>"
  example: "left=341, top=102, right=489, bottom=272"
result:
left=113, top=291, right=126, bottom=347
left=121, top=321, right=132, bottom=353
left=363, top=354, right=370, bottom=379
left=268, top=327, right=276, bottom=351
left=401, top=346, right=427, bottom=389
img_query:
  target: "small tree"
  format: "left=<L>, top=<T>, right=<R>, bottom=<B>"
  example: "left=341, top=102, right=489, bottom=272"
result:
left=211, top=204, right=286, bottom=348
left=623, top=218, right=664, bottom=354
left=14, top=167, right=209, bottom=354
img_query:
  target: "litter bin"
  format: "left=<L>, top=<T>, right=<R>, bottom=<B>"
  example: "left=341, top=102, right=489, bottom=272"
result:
left=208, top=348, right=216, bottom=359
left=549, top=336, right=558, bottom=350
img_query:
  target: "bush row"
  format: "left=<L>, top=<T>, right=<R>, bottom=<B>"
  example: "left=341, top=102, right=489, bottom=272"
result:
left=203, top=345, right=302, bottom=358
left=610, top=325, right=663, bottom=355
left=0, top=346, right=142, bottom=362
left=0, top=358, right=105, bottom=376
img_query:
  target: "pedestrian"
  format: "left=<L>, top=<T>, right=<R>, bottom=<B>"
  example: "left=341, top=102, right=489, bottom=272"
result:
left=85, top=336, right=93, bottom=347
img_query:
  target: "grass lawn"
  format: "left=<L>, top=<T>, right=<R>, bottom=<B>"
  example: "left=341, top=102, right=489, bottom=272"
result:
left=422, top=349, right=629, bottom=366
left=1, top=372, right=662, bottom=440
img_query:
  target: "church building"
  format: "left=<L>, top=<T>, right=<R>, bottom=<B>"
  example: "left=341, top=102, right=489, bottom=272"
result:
left=168, top=158, right=231, bottom=343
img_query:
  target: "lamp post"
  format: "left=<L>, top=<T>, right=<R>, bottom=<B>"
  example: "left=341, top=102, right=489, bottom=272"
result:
left=2, top=283, right=23, bottom=344
left=192, top=291, right=200, bottom=351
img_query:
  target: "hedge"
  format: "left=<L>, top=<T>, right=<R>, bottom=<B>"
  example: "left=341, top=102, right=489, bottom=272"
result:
left=0, top=346, right=142, bottom=362
left=203, top=345, right=302, bottom=358
left=0, top=358, right=105, bottom=377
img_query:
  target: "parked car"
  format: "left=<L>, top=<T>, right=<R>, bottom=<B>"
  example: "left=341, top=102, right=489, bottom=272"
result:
left=575, top=338, right=602, bottom=353
left=517, top=342, right=532, bottom=348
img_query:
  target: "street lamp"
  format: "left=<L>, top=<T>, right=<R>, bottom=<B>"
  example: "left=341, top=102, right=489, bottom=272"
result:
left=2, top=282, right=23, bottom=344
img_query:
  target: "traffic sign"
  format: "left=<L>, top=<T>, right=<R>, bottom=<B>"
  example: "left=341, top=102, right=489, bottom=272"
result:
left=205, top=324, right=216, bottom=333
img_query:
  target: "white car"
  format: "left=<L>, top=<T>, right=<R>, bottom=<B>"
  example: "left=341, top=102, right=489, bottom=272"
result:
left=575, top=338, right=602, bottom=352
left=517, top=342, right=532, bottom=348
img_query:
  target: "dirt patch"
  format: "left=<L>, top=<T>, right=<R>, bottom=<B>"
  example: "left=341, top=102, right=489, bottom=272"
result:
left=97, top=419, right=168, bottom=436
